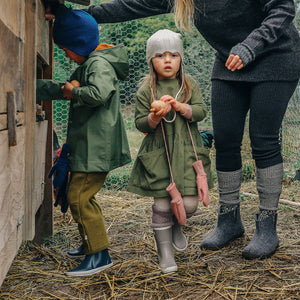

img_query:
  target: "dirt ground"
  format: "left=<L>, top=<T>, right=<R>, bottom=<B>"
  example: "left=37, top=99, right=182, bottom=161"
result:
left=0, top=179, right=299, bottom=300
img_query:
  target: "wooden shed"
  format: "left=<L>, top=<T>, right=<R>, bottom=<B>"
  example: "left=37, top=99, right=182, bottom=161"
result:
left=0, top=0, right=90, bottom=287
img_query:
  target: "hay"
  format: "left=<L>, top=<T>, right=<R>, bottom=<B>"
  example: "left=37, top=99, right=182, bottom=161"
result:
left=0, top=180, right=299, bottom=299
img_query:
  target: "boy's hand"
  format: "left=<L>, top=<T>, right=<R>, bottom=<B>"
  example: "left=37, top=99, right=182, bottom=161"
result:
left=45, top=5, right=55, bottom=21
left=161, top=95, right=187, bottom=114
left=61, top=81, right=74, bottom=99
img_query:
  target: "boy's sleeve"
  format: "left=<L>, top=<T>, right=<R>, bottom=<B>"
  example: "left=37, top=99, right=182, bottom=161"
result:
left=36, top=79, right=65, bottom=103
left=71, top=59, right=117, bottom=108
left=188, top=77, right=207, bottom=123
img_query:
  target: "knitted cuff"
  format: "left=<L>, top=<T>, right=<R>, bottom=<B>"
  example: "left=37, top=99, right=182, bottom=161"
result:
left=230, top=43, right=254, bottom=67
left=181, top=104, right=192, bottom=119
left=148, top=113, right=160, bottom=129
left=150, top=205, right=174, bottom=228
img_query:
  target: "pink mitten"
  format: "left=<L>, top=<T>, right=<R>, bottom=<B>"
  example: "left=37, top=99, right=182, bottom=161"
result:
left=166, top=182, right=186, bottom=225
left=192, top=160, right=209, bottom=207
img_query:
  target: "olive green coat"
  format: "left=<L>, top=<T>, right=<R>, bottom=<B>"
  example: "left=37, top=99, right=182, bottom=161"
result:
left=36, top=44, right=131, bottom=172
left=128, top=76, right=213, bottom=198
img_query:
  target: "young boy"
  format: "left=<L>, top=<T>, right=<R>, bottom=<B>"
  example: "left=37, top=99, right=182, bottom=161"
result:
left=37, top=8, right=131, bottom=277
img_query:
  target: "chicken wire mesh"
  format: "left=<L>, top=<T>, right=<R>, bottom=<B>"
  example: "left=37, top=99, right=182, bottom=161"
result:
left=53, top=1, right=300, bottom=189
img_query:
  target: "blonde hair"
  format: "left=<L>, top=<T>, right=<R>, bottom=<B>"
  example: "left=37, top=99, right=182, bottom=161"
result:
left=141, top=60, right=192, bottom=104
left=173, top=0, right=195, bottom=32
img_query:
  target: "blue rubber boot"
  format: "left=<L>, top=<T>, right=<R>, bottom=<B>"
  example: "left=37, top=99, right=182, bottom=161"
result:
left=67, top=244, right=85, bottom=259
left=66, top=249, right=113, bottom=277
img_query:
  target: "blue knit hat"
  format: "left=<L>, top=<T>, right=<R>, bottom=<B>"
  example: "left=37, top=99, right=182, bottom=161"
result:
left=53, top=9, right=99, bottom=57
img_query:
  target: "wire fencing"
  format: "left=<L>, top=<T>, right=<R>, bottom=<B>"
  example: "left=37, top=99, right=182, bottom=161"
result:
left=53, top=1, right=300, bottom=188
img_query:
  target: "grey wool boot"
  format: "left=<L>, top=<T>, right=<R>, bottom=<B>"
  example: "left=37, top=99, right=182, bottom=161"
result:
left=153, top=227, right=178, bottom=274
left=242, top=210, right=279, bottom=259
left=242, top=164, right=283, bottom=259
left=200, top=169, right=244, bottom=250
left=200, top=204, right=244, bottom=250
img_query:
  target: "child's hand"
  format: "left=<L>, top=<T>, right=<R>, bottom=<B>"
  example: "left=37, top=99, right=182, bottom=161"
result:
left=160, top=95, right=187, bottom=114
left=150, top=100, right=172, bottom=122
left=61, top=81, right=74, bottom=99
left=45, top=6, right=55, bottom=21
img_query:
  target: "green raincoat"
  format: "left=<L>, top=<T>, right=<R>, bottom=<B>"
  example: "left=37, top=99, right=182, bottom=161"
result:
left=37, top=44, right=131, bottom=172
left=128, top=76, right=213, bottom=198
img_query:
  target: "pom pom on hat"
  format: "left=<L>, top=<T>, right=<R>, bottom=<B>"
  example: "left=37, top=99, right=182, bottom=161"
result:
left=146, top=29, right=184, bottom=65
left=53, top=9, right=99, bottom=57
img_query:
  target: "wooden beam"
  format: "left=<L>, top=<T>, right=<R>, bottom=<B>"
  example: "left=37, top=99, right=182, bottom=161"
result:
left=7, top=91, right=17, bottom=146
left=33, top=7, right=54, bottom=243
left=23, top=0, right=37, bottom=241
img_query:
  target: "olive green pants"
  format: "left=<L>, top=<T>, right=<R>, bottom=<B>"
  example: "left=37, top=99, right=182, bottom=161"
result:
left=68, top=172, right=109, bottom=255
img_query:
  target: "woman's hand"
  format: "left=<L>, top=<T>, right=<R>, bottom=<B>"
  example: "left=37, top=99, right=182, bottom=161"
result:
left=225, top=54, right=244, bottom=71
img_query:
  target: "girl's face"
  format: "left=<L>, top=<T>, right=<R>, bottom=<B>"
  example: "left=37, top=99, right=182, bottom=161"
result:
left=59, top=46, right=86, bottom=65
left=152, top=52, right=181, bottom=80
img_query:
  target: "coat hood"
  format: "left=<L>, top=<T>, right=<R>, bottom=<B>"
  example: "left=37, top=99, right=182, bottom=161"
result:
left=88, top=43, right=129, bottom=81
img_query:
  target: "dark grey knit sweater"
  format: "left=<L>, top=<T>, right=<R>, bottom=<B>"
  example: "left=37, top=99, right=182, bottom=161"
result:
left=87, top=0, right=300, bottom=82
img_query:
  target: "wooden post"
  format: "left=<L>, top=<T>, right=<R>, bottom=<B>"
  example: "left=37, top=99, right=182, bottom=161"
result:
left=23, top=0, right=37, bottom=240
left=33, top=8, right=54, bottom=242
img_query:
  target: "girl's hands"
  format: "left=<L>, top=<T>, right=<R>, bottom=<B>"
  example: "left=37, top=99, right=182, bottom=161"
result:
left=225, top=54, right=244, bottom=71
left=160, top=95, right=187, bottom=114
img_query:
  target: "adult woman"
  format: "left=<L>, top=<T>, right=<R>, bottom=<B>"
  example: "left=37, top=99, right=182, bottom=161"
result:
left=47, top=0, right=300, bottom=259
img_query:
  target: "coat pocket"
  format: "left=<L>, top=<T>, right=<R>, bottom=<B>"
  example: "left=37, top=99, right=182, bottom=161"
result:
left=137, top=147, right=170, bottom=190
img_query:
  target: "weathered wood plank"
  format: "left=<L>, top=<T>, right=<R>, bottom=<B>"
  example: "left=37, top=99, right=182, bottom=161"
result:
left=0, top=115, right=6, bottom=131
left=0, top=126, right=25, bottom=255
left=0, top=19, right=19, bottom=113
left=37, top=0, right=49, bottom=65
left=34, top=120, right=48, bottom=213
left=34, top=25, right=54, bottom=243
left=0, top=225, right=23, bottom=288
left=23, top=0, right=37, bottom=241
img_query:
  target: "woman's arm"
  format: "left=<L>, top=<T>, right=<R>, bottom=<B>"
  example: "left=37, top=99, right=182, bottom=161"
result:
left=86, top=0, right=172, bottom=23
left=230, top=0, right=296, bottom=67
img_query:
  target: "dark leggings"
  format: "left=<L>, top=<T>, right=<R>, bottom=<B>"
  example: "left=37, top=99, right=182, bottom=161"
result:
left=211, top=79, right=298, bottom=171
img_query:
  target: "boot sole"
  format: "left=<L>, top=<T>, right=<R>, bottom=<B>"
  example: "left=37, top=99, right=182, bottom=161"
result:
left=200, top=231, right=245, bottom=251
left=161, top=265, right=178, bottom=274
left=242, top=244, right=279, bottom=260
left=172, top=242, right=187, bottom=252
left=67, top=254, right=85, bottom=259
left=65, top=262, right=113, bottom=277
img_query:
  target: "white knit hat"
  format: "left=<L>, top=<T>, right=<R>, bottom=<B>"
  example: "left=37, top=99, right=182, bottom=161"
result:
left=146, top=29, right=184, bottom=65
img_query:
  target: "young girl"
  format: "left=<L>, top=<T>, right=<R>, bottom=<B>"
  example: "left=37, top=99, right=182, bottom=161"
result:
left=128, top=29, right=213, bottom=273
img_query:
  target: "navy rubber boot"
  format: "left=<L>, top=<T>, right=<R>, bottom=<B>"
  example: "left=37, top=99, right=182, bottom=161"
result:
left=66, top=249, right=113, bottom=277
left=242, top=211, right=279, bottom=259
left=200, top=204, right=244, bottom=250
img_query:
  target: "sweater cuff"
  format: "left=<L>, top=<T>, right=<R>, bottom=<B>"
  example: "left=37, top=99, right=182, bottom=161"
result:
left=181, top=104, right=192, bottom=119
left=230, top=43, right=254, bottom=67
left=148, top=114, right=160, bottom=129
